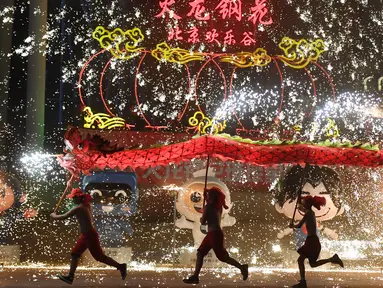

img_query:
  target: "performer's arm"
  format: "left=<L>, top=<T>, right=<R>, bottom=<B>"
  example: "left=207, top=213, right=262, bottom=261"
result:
left=50, top=206, right=79, bottom=220
left=200, top=205, right=209, bottom=225
left=292, top=214, right=306, bottom=229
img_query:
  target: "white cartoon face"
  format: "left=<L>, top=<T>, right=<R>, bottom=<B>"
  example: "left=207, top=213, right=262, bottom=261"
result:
left=89, top=188, right=131, bottom=214
left=176, top=176, right=232, bottom=222
left=275, top=181, right=344, bottom=221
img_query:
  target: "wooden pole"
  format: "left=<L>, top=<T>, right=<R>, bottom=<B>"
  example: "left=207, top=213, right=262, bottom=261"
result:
left=53, top=174, right=74, bottom=213
left=291, top=163, right=310, bottom=225
left=172, top=192, right=177, bottom=266
left=203, top=155, right=211, bottom=209
left=200, top=155, right=211, bottom=234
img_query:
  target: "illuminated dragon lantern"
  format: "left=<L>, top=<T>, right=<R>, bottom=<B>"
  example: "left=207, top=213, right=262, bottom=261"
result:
left=57, top=24, right=383, bottom=176
left=78, top=25, right=331, bottom=133
left=58, top=127, right=122, bottom=177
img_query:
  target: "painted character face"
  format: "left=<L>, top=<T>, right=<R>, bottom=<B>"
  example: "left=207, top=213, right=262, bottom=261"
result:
left=276, top=181, right=344, bottom=221
left=90, top=188, right=130, bottom=213
left=275, top=165, right=344, bottom=223
left=176, top=176, right=232, bottom=222
left=183, top=183, right=206, bottom=216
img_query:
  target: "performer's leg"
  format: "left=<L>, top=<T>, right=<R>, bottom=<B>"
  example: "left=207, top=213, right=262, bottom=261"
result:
left=222, top=255, right=249, bottom=281
left=222, top=255, right=241, bottom=269
left=101, top=255, right=121, bottom=268
left=88, top=235, right=127, bottom=280
left=58, top=235, right=87, bottom=284
left=193, top=250, right=205, bottom=277
left=298, top=255, right=306, bottom=280
left=309, top=258, right=331, bottom=267
left=193, top=234, right=211, bottom=277
left=183, top=251, right=206, bottom=284
left=69, top=254, right=80, bottom=277
left=310, top=254, right=344, bottom=268
left=57, top=254, right=81, bottom=285
left=184, top=236, right=211, bottom=284
left=213, top=231, right=248, bottom=280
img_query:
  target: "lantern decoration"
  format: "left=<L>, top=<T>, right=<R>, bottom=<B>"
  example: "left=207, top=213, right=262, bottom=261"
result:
left=83, top=106, right=126, bottom=130
left=188, top=111, right=227, bottom=135
left=59, top=130, right=383, bottom=177
left=92, top=26, right=145, bottom=60
left=79, top=25, right=332, bottom=133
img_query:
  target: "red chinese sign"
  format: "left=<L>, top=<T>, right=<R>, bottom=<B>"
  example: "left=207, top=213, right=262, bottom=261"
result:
left=155, top=0, right=273, bottom=46
left=155, top=0, right=182, bottom=19
left=188, top=0, right=211, bottom=20
left=216, top=0, right=243, bottom=21
left=248, top=0, right=273, bottom=25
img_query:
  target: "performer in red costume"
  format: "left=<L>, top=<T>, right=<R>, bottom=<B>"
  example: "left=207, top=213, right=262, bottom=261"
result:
left=183, top=187, right=248, bottom=284
left=290, top=196, right=344, bottom=288
left=50, top=188, right=127, bottom=284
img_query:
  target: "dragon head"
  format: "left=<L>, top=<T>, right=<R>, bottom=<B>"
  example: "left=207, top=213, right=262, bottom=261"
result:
left=64, top=127, right=91, bottom=155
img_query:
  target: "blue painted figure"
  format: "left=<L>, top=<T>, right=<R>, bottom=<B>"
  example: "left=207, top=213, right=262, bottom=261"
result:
left=82, top=172, right=138, bottom=247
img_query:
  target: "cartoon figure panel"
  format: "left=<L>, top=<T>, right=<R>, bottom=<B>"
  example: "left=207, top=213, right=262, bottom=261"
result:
left=82, top=171, right=138, bottom=248
left=175, top=168, right=235, bottom=246
left=0, top=172, right=37, bottom=245
left=275, top=164, right=344, bottom=248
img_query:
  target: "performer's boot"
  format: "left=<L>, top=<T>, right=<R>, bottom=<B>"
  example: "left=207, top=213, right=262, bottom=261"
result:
left=183, top=275, right=199, bottom=284
left=241, top=264, right=249, bottom=280
left=292, top=279, right=307, bottom=288
left=118, top=263, right=127, bottom=280
left=331, top=254, right=344, bottom=267
left=58, top=273, right=74, bottom=285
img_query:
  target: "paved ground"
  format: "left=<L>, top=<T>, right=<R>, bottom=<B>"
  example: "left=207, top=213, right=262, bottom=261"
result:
left=0, top=266, right=383, bottom=287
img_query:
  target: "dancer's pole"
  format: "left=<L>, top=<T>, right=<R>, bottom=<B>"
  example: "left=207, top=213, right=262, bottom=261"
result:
left=53, top=174, right=74, bottom=213
left=172, top=192, right=177, bottom=266
left=290, top=163, right=310, bottom=225
left=200, top=155, right=211, bottom=234
left=203, top=155, right=211, bottom=209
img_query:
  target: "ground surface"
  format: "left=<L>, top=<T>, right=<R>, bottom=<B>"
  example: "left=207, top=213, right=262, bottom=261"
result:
left=0, top=266, right=383, bottom=287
